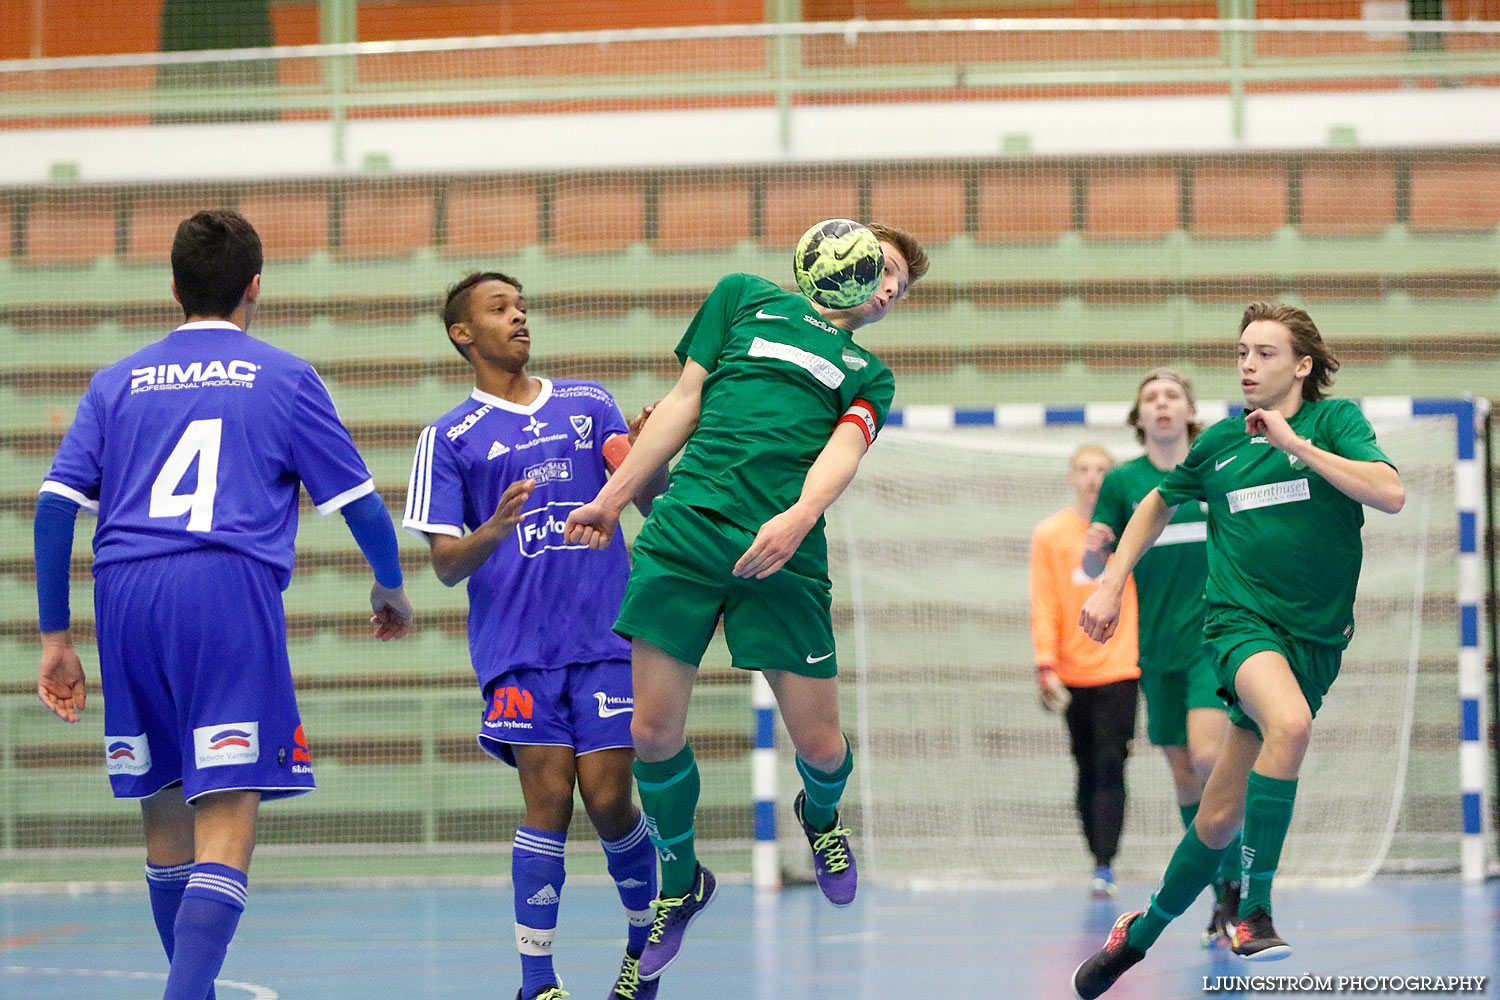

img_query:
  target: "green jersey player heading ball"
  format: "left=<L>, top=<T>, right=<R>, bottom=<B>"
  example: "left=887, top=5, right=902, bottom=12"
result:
left=564, top=223, right=928, bottom=982
left=1072, top=302, right=1405, bottom=999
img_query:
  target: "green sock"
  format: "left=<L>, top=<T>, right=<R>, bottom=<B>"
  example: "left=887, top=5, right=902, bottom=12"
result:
left=633, top=745, right=701, bottom=898
left=1240, top=771, right=1298, bottom=917
left=1219, top=831, right=1245, bottom=886
left=795, top=736, right=853, bottom=833
left=1178, top=802, right=1199, bottom=831
left=1126, top=826, right=1229, bottom=952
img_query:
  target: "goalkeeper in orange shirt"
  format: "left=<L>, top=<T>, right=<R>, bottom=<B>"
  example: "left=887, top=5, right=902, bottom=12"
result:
left=1030, top=444, right=1141, bottom=898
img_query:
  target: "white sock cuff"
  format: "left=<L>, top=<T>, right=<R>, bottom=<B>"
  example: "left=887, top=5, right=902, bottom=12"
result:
left=515, top=923, right=556, bottom=957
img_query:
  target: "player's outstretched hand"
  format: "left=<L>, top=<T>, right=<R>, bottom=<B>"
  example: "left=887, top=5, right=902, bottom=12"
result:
left=1244, top=407, right=1298, bottom=452
left=38, top=632, right=86, bottom=723
left=733, top=509, right=815, bottom=580
left=486, top=478, right=535, bottom=537
left=564, top=499, right=620, bottom=550
left=627, top=402, right=658, bottom=444
left=1079, top=586, right=1122, bottom=644
left=370, top=583, right=413, bottom=641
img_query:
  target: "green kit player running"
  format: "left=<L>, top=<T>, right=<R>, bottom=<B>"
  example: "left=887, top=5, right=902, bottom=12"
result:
left=565, top=223, right=928, bottom=981
left=1086, top=368, right=1242, bottom=944
left=1072, top=303, right=1405, bottom=999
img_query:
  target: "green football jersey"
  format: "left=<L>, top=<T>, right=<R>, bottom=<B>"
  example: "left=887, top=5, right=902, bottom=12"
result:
left=1157, top=397, right=1393, bottom=648
left=667, top=273, right=896, bottom=552
left=1094, top=454, right=1208, bottom=675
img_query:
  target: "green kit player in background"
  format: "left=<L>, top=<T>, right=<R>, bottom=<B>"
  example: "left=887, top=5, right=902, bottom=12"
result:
left=565, top=223, right=928, bottom=982
left=1072, top=303, right=1405, bottom=999
left=1085, top=368, right=1243, bottom=944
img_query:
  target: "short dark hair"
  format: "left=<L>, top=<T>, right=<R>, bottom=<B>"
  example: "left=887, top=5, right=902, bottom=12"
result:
left=171, top=210, right=262, bottom=320
left=442, top=271, right=523, bottom=359
left=1240, top=301, right=1340, bottom=401
left=866, top=223, right=929, bottom=284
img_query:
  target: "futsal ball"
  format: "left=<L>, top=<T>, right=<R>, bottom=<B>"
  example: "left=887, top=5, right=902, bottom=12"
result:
left=793, top=219, right=885, bottom=309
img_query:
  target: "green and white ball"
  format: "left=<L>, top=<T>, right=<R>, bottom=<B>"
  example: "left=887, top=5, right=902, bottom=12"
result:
left=793, top=219, right=884, bottom=309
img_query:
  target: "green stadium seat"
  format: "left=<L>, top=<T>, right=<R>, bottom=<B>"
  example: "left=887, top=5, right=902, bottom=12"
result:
left=1409, top=155, right=1500, bottom=234
left=1086, top=164, right=1179, bottom=241
left=443, top=177, right=540, bottom=256
left=1193, top=162, right=1287, bottom=239
left=238, top=185, right=331, bottom=261
left=25, top=191, right=116, bottom=265
left=550, top=176, right=645, bottom=254
left=977, top=165, right=1073, bottom=244
left=342, top=180, right=437, bottom=259
left=657, top=175, right=753, bottom=250
left=761, top=171, right=859, bottom=248
left=1300, top=157, right=1396, bottom=236
left=870, top=168, right=966, bottom=245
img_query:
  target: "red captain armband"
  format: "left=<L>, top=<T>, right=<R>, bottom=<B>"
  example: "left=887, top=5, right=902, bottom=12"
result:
left=602, top=434, right=632, bottom=473
left=837, top=398, right=879, bottom=446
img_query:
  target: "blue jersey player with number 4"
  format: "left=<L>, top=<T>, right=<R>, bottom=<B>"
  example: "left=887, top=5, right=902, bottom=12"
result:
left=34, top=210, right=413, bottom=1000
left=403, top=272, right=668, bottom=1000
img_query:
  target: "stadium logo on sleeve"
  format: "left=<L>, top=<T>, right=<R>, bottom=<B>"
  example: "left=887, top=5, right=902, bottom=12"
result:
left=447, top=404, right=494, bottom=441
left=570, top=415, right=593, bottom=447
left=105, top=734, right=152, bottom=776
left=523, top=457, right=573, bottom=486
left=192, top=721, right=260, bottom=769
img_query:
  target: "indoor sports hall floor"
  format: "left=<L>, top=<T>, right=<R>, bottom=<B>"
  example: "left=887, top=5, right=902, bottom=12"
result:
left=2, top=876, right=1496, bottom=999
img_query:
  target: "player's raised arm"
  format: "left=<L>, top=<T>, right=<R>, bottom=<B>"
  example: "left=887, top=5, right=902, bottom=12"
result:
left=565, top=361, right=707, bottom=549
left=1244, top=407, right=1404, bottom=513
left=603, top=401, right=671, bottom=516
left=732, top=419, right=869, bottom=580
left=424, top=478, right=535, bottom=587
left=1079, top=488, right=1175, bottom=643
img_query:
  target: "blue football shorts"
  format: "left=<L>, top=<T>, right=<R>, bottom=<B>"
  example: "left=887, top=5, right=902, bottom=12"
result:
left=95, top=549, right=315, bottom=802
left=477, top=659, right=634, bottom=767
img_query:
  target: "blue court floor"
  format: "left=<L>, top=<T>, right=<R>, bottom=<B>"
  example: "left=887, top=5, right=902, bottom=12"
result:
left=2, top=877, right=1497, bottom=999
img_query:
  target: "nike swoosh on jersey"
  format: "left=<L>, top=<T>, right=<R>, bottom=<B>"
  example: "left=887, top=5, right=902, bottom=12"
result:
left=1215, top=455, right=1238, bottom=471
left=805, top=651, right=834, bottom=664
left=755, top=309, right=786, bottom=320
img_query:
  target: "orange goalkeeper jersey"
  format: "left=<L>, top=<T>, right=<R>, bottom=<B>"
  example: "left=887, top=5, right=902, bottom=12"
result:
left=1028, top=506, right=1140, bottom=689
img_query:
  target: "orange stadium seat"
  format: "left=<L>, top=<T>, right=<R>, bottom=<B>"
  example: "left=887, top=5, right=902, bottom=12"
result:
left=1300, top=158, right=1396, bottom=236
left=238, top=187, right=331, bottom=261
left=342, top=181, right=437, bottom=258
left=1409, top=156, right=1500, bottom=234
left=550, top=177, right=645, bottom=254
left=761, top=172, right=860, bottom=248
left=656, top=176, right=753, bottom=251
left=1086, top=165, right=1179, bottom=241
left=977, top=166, right=1073, bottom=244
left=870, top=170, right=966, bottom=245
left=25, top=191, right=117, bottom=265
left=125, top=191, right=226, bottom=264
left=1193, top=162, right=1287, bottom=239
left=0, top=196, right=12, bottom=258
left=444, top=178, right=541, bottom=256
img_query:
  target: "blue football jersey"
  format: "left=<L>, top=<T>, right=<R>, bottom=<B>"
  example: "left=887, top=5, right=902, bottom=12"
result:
left=42, top=322, right=375, bottom=588
left=403, top=379, right=632, bottom=687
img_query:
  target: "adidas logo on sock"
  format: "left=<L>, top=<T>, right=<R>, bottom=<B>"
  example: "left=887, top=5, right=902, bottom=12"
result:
left=527, top=884, right=560, bottom=906
left=616, top=877, right=647, bottom=888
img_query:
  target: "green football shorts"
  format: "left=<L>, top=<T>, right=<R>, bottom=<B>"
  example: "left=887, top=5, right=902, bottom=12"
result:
left=615, top=495, right=838, bottom=678
left=1203, top=606, right=1344, bottom=738
left=1139, top=645, right=1226, bottom=747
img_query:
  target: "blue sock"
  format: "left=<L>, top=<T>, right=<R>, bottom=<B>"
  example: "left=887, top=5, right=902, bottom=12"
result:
left=513, top=827, right=566, bottom=996
left=601, top=812, right=657, bottom=956
left=145, top=862, right=193, bottom=959
left=162, top=863, right=247, bottom=1000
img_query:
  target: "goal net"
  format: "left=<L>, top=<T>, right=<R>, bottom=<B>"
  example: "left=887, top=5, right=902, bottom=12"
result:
left=776, top=407, right=1458, bottom=886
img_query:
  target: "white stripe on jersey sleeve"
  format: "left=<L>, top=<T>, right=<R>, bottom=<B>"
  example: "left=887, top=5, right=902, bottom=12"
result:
left=315, top=478, right=376, bottom=516
left=405, top=426, right=433, bottom=525
left=39, top=480, right=100, bottom=514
